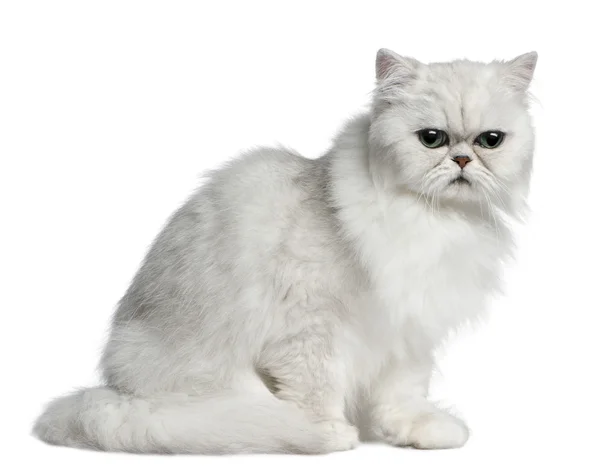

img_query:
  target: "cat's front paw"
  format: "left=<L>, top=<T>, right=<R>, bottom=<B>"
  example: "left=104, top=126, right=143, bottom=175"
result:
left=408, top=411, right=469, bottom=449
left=373, top=408, right=469, bottom=449
left=317, top=419, right=360, bottom=452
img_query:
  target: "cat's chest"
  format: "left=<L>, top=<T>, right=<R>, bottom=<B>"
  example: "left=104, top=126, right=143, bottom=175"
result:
left=356, top=209, right=505, bottom=339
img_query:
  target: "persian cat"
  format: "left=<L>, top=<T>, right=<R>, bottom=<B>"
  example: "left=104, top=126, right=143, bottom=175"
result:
left=34, top=49, right=537, bottom=454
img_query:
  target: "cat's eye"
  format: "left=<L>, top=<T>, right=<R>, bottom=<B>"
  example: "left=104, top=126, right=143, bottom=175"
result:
left=417, top=129, right=448, bottom=149
left=475, top=131, right=505, bottom=149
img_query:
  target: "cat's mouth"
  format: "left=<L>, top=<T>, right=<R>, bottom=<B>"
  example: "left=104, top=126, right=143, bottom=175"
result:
left=450, top=175, right=471, bottom=186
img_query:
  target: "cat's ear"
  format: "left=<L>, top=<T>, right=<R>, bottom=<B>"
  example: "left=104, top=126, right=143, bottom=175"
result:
left=376, top=48, right=421, bottom=83
left=503, top=52, right=538, bottom=92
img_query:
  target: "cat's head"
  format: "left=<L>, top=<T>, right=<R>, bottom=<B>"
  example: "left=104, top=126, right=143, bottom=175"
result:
left=369, top=49, right=537, bottom=217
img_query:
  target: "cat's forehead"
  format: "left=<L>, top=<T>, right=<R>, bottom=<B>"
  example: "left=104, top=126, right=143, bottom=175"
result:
left=412, top=62, right=514, bottom=135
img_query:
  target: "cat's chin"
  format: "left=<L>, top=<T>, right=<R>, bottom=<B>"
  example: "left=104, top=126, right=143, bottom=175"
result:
left=443, top=178, right=476, bottom=201
left=408, top=181, right=488, bottom=212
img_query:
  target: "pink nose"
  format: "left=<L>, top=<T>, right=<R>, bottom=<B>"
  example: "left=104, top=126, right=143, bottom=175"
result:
left=453, top=155, right=472, bottom=169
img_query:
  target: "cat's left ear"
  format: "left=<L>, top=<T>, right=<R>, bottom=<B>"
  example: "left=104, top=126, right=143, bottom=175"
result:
left=503, top=52, right=538, bottom=91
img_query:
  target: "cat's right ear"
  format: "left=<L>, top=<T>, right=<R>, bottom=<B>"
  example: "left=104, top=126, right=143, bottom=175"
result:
left=376, top=48, right=420, bottom=83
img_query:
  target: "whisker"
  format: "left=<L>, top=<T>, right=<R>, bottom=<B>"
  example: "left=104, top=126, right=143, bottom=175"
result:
left=481, top=184, right=500, bottom=242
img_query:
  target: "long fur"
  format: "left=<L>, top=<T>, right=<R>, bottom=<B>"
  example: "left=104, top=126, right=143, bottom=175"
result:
left=33, top=387, right=330, bottom=453
left=33, top=50, right=537, bottom=454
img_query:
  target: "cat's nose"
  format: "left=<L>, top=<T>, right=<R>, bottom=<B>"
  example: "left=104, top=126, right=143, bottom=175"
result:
left=452, top=155, right=472, bottom=169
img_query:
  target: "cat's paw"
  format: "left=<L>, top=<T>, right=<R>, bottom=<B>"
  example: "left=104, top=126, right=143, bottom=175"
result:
left=373, top=408, right=469, bottom=449
left=317, top=419, right=360, bottom=452
left=408, top=411, right=469, bottom=449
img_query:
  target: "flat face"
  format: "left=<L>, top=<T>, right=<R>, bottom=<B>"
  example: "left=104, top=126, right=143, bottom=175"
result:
left=372, top=57, right=535, bottom=210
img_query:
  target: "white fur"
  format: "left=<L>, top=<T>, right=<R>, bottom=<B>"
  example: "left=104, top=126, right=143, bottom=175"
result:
left=33, top=50, right=537, bottom=454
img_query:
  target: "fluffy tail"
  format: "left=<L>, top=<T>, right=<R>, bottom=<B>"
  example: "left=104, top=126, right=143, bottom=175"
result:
left=33, top=386, right=328, bottom=454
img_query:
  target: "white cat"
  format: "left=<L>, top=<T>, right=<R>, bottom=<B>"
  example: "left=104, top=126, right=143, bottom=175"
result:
left=33, top=48, right=537, bottom=454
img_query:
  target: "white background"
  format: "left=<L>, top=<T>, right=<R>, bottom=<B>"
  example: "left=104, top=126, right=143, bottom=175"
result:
left=1, top=1, right=599, bottom=465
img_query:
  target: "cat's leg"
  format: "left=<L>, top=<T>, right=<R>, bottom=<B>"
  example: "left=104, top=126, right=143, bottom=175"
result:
left=368, top=355, right=469, bottom=449
left=259, top=324, right=359, bottom=452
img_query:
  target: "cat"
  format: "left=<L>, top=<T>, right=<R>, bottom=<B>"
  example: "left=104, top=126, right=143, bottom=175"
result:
left=33, top=48, right=537, bottom=454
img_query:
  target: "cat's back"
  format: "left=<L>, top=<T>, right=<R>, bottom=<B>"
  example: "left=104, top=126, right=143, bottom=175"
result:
left=209, top=146, right=313, bottom=213
left=197, top=146, right=318, bottom=251
left=116, top=146, right=321, bottom=323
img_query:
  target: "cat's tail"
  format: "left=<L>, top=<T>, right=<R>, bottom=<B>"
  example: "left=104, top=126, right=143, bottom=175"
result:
left=32, top=386, right=338, bottom=454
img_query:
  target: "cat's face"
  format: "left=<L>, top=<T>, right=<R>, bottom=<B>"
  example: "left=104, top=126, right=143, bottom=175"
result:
left=370, top=49, right=537, bottom=216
